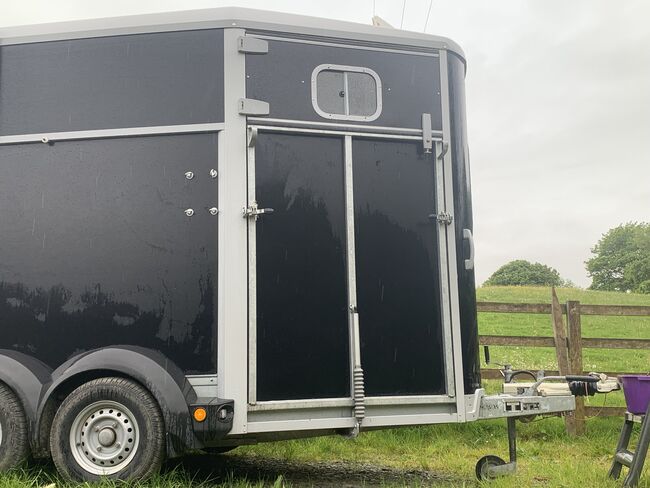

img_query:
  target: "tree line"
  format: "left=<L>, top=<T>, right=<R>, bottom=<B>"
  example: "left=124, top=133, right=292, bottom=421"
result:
left=485, top=222, right=650, bottom=293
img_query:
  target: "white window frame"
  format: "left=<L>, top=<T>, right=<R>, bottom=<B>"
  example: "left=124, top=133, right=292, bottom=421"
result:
left=311, top=64, right=382, bottom=122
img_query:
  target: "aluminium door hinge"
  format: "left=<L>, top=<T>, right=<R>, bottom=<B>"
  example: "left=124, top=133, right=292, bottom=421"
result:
left=238, top=98, right=270, bottom=116
left=237, top=36, right=269, bottom=54
left=429, top=212, right=453, bottom=225
left=243, top=201, right=275, bottom=221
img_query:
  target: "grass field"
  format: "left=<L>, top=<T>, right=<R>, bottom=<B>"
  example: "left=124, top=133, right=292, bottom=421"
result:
left=478, top=286, right=650, bottom=375
left=1, top=286, right=649, bottom=487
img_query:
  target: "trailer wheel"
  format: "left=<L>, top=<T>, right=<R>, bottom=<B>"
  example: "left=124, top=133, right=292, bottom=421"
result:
left=475, top=454, right=506, bottom=480
left=50, top=377, right=165, bottom=481
left=0, top=383, right=29, bottom=471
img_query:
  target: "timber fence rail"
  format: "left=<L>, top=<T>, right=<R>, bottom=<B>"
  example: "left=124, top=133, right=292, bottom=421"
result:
left=477, top=288, right=650, bottom=435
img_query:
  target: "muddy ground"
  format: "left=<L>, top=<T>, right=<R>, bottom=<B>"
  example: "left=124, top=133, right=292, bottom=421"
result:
left=170, top=455, right=460, bottom=487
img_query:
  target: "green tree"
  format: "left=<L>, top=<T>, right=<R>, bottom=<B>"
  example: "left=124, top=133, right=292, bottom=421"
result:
left=586, top=222, right=650, bottom=293
left=484, top=260, right=564, bottom=287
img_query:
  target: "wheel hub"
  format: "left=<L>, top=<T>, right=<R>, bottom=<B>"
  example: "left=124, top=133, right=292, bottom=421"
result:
left=70, top=400, right=140, bottom=475
left=98, top=427, right=117, bottom=447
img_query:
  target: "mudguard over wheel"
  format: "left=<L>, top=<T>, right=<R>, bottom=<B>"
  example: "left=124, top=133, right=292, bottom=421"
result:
left=0, top=383, right=30, bottom=471
left=50, top=377, right=165, bottom=481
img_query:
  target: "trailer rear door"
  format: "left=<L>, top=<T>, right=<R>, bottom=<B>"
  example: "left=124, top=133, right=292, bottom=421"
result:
left=352, top=137, right=446, bottom=397
left=243, top=34, right=460, bottom=426
left=249, top=131, right=350, bottom=402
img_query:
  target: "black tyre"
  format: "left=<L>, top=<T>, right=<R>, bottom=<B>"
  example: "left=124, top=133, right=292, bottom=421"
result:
left=50, top=377, right=165, bottom=481
left=475, top=454, right=506, bottom=481
left=0, top=383, right=30, bottom=471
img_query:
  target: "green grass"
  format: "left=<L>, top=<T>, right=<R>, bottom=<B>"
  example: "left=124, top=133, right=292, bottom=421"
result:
left=236, top=417, right=647, bottom=487
left=0, top=464, right=283, bottom=488
left=1, top=286, right=649, bottom=487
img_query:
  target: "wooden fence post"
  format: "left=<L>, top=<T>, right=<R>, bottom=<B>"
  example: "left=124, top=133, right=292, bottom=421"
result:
left=551, top=287, right=577, bottom=435
left=551, top=288, right=570, bottom=374
left=566, top=300, right=586, bottom=435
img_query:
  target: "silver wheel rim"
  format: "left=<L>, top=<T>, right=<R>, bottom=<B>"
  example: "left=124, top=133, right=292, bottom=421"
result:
left=69, top=400, right=140, bottom=475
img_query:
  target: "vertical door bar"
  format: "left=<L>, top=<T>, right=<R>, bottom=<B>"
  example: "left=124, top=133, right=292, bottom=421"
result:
left=439, top=51, right=467, bottom=422
left=247, top=128, right=258, bottom=405
left=218, top=28, right=248, bottom=434
left=344, top=135, right=365, bottom=423
left=434, top=140, right=457, bottom=399
left=343, top=72, right=351, bottom=117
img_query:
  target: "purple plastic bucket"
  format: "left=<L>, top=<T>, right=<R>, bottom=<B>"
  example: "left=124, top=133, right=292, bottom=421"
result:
left=620, top=375, right=650, bottom=415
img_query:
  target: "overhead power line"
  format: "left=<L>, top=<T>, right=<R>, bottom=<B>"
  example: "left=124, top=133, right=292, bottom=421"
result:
left=423, top=0, right=433, bottom=32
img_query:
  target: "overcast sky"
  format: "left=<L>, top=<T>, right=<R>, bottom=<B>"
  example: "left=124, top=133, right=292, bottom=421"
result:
left=2, top=0, right=649, bottom=287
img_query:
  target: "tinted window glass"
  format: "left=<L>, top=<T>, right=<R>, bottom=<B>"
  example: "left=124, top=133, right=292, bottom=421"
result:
left=313, top=66, right=380, bottom=120
left=316, top=70, right=345, bottom=115
left=347, top=71, right=377, bottom=116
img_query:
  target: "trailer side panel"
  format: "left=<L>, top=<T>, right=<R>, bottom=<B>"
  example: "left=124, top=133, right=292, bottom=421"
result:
left=0, top=134, right=219, bottom=374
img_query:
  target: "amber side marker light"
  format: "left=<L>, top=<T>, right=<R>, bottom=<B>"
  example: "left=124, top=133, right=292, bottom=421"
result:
left=193, top=407, right=208, bottom=422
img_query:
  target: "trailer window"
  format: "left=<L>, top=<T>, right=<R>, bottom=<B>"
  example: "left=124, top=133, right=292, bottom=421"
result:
left=312, top=65, right=382, bottom=122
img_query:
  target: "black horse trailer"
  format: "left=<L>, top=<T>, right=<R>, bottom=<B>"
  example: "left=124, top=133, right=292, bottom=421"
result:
left=0, top=7, right=598, bottom=481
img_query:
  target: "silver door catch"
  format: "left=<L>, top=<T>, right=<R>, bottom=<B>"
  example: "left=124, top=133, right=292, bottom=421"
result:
left=243, top=202, right=275, bottom=221
left=429, top=212, right=453, bottom=225
left=422, top=113, right=433, bottom=153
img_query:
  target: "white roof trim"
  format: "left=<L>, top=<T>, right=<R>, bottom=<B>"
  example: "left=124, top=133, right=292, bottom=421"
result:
left=0, top=7, right=465, bottom=59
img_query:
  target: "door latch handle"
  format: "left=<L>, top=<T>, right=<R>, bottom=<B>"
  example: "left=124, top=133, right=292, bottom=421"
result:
left=463, top=228, right=475, bottom=270
left=243, top=202, right=275, bottom=221
left=429, top=212, right=453, bottom=225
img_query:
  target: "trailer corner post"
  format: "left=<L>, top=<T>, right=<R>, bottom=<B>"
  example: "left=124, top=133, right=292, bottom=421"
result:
left=218, top=27, right=249, bottom=435
left=439, top=50, right=466, bottom=421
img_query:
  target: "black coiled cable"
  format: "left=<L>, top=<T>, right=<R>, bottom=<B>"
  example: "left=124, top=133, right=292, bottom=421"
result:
left=568, top=381, right=598, bottom=396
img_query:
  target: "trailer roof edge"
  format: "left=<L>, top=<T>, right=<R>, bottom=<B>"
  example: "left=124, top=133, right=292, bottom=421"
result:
left=0, top=6, right=466, bottom=60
